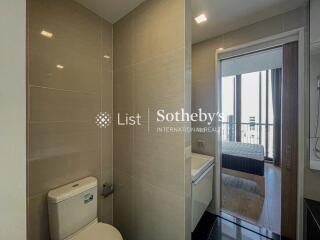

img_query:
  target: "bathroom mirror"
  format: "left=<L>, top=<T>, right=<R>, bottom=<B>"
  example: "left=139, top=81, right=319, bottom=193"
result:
left=310, top=0, right=320, bottom=170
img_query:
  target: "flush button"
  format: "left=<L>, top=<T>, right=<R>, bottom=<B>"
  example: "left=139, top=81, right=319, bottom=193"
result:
left=84, top=194, right=94, bottom=204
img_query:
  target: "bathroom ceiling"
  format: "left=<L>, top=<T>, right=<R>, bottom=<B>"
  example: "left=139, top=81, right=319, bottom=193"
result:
left=192, top=0, right=307, bottom=44
left=75, top=0, right=146, bottom=23
left=75, top=0, right=307, bottom=43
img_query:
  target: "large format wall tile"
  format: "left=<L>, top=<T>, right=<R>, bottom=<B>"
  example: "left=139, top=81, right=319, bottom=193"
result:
left=28, top=40, right=101, bottom=92
left=28, top=0, right=101, bottom=46
left=132, top=0, right=185, bottom=64
left=28, top=193, right=50, bottom=240
left=29, top=150, right=100, bottom=196
left=28, top=121, right=100, bottom=196
left=113, top=0, right=191, bottom=239
left=27, top=0, right=113, bottom=238
left=29, top=86, right=100, bottom=122
left=113, top=13, right=135, bottom=70
left=130, top=177, right=185, bottom=240
left=133, top=121, right=185, bottom=196
left=133, top=49, right=185, bottom=118
left=114, top=67, right=134, bottom=115
left=114, top=124, right=134, bottom=175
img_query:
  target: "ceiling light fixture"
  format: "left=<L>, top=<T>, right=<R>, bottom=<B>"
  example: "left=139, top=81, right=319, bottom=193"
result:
left=56, top=65, right=64, bottom=69
left=195, top=14, right=207, bottom=24
left=217, top=47, right=224, bottom=51
left=40, top=30, right=53, bottom=38
left=103, top=55, right=111, bottom=59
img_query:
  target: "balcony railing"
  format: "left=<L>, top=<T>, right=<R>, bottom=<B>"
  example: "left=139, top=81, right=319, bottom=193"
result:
left=221, top=122, right=274, bottom=159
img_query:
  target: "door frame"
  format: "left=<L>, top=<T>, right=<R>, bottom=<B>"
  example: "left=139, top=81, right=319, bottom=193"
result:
left=214, top=28, right=305, bottom=239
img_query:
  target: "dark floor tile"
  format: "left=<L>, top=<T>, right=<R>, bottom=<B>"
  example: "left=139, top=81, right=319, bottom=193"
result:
left=192, top=211, right=282, bottom=240
left=192, top=212, right=218, bottom=240
left=211, top=218, right=268, bottom=240
left=220, top=212, right=280, bottom=240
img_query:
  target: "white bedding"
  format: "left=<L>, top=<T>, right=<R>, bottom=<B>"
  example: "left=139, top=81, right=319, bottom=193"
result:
left=222, top=141, right=265, bottom=161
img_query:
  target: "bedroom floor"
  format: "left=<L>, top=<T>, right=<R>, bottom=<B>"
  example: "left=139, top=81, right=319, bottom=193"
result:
left=221, top=163, right=281, bottom=234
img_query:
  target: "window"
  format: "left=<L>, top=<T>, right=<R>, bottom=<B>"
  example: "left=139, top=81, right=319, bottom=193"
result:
left=221, top=69, right=280, bottom=160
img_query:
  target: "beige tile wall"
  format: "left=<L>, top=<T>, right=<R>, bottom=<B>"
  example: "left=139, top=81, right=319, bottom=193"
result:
left=191, top=6, right=307, bottom=212
left=113, top=0, right=191, bottom=239
left=27, top=0, right=113, bottom=239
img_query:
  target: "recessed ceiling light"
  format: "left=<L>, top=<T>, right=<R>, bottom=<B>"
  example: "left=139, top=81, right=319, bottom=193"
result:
left=56, top=65, right=64, bottom=69
left=40, top=30, right=53, bottom=38
left=217, top=47, right=224, bottom=51
left=103, top=55, right=111, bottom=59
left=195, top=14, right=207, bottom=24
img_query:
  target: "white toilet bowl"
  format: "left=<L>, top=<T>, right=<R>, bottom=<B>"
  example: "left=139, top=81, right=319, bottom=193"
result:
left=69, top=220, right=122, bottom=240
left=48, top=177, right=123, bottom=240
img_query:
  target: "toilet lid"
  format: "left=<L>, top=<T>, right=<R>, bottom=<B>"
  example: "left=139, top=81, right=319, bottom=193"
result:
left=70, top=223, right=123, bottom=240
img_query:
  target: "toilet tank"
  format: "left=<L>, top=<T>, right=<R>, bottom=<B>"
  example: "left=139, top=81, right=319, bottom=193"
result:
left=48, top=177, right=98, bottom=240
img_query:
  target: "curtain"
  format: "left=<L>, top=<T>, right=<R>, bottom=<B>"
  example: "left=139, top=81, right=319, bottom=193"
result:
left=271, top=68, right=282, bottom=166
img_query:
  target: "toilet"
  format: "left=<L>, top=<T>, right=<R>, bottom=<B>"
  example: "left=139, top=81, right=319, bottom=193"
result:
left=47, top=177, right=123, bottom=240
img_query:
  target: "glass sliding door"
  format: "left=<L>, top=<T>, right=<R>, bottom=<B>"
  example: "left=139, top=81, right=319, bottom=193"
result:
left=221, top=69, right=279, bottom=161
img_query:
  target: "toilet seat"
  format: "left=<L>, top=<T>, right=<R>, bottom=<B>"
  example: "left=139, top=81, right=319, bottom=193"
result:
left=69, top=223, right=123, bottom=240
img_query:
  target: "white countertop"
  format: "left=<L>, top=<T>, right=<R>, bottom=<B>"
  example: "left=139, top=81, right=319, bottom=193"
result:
left=191, top=153, right=214, bottom=182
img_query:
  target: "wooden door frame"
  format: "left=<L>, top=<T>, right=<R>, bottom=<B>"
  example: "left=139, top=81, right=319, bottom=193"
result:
left=282, top=41, right=299, bottom=239
left=214, top=28, right=305, bottom=239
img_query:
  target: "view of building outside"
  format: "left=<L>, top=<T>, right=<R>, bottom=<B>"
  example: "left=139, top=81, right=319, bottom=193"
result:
left=221, top=70, right=275, bottom=159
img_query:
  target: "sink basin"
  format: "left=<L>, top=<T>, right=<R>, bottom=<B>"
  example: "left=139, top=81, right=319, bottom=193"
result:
left=191, top=153, right=214, bottom=182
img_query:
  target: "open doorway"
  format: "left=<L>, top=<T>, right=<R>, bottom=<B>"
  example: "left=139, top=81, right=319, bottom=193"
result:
left=218, top=40, right=300, bottom=239
left=220, top=47, right=283, bottom=234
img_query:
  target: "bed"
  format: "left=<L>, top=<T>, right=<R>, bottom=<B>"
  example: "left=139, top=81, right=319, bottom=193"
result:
left=222, top=141, right=265, bottom=196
